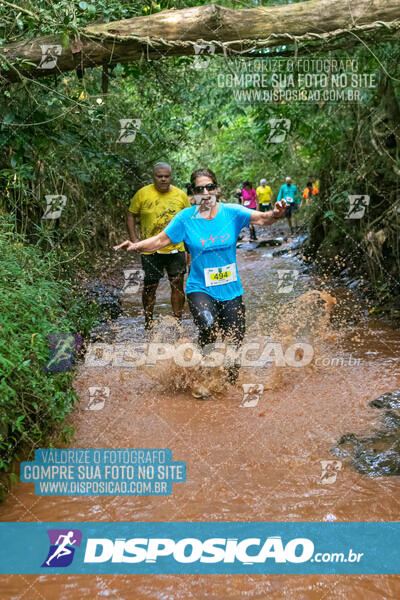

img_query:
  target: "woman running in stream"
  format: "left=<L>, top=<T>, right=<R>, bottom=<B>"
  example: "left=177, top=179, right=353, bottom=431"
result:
left=114, top=168, right=287, bottom=398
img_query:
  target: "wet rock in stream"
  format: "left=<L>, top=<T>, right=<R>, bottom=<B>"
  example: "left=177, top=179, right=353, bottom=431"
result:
left=369, top=389, right=400, bottom=410
left=272, top=234, right=308, bottom=256
left=255, top=237, right=285, bottom=247
left=332, top=390, right=400, bottom=476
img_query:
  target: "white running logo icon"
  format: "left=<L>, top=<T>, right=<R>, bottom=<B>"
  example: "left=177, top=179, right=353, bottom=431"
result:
left=46, top=531, right=77, bottom=566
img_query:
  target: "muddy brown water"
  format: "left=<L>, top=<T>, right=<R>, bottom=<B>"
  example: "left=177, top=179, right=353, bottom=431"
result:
left=1, top=228, right=400, bottom=599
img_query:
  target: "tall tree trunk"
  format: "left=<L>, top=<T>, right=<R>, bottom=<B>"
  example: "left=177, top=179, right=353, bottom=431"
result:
left=2, top=0, right=400, bottom=82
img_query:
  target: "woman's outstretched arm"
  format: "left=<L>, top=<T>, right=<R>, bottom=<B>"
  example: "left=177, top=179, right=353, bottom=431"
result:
left=249, top=199, right=287, bottom=226
left=114, top=231, right=172, bottom=254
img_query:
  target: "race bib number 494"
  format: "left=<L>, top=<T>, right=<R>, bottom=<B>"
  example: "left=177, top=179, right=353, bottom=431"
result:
left=204, top=263, right=237, bottom=287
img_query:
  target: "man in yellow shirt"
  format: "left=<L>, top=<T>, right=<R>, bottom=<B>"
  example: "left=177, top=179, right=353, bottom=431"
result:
left=256, top=179, right=273, bottom=212
left=127, top=162, right=190, bottom=329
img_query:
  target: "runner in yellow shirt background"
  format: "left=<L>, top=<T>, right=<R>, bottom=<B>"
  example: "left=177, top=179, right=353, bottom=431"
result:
left=127, top=162, right=190, bottom=329
left=256, top=179, right=273, bottom=212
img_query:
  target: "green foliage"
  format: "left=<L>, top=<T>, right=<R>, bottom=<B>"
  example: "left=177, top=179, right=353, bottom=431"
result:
left=0, top=216, right=102, bottom=471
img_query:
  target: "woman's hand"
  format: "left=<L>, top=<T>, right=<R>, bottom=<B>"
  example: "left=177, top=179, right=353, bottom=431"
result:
left=272, top=199, right=287, bottom=219
left=113, top=240, right=140, bottom=252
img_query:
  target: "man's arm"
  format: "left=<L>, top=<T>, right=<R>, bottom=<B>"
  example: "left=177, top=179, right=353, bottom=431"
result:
left=254, top=191, right=260, bottom=211
left=186, top=251, right=191, bottom=272
left=127, top=211, right=140, bottom=243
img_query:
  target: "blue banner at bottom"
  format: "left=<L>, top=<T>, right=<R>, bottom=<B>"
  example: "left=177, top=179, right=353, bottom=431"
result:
left=0, top=522, right=398, bottom=574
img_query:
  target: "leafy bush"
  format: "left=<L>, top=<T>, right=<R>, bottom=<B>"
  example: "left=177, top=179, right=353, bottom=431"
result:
left=0, top=216, right=100, bottom=472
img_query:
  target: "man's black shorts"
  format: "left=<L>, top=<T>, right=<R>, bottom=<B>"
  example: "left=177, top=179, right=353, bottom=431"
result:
left=141, top=251, right=186, bottom=285
left=285, top=203, right=299, bottom=218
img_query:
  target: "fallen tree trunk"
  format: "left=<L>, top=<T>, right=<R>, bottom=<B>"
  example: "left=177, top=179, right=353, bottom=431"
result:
left=2, top=0, right=400, bottom=82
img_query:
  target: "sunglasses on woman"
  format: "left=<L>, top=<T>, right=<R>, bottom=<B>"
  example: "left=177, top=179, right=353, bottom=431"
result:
left=193, top=183, right=218, bottom=194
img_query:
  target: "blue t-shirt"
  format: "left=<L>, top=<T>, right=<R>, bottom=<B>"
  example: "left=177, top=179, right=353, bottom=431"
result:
left=277, top=184, right=299, bottom=204
left=164, top=203, right=252, bottom=300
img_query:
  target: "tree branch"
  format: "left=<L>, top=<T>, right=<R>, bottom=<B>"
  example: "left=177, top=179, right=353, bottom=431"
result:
left=2, top=1, right=39, bottom=20
left=1, top=0, right=400, bottom=82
